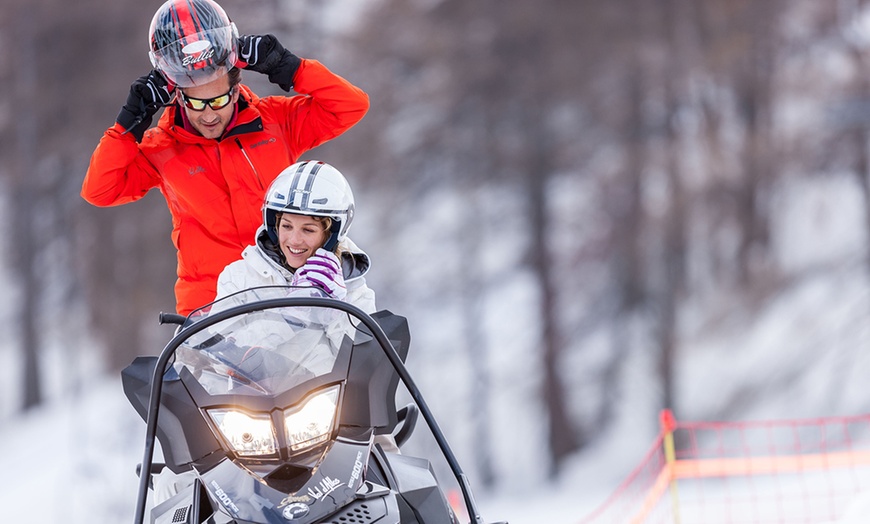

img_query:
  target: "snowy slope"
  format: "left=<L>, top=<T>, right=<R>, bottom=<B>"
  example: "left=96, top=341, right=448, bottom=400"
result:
left=0, top=377, right=144, bottom=521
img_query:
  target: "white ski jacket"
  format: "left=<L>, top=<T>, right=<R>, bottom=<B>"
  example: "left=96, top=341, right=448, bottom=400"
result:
left=210, top=227, right=376, bottom=353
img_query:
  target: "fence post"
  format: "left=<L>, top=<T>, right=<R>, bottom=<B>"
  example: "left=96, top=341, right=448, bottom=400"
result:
left=661, top=409, right=682, bottom=524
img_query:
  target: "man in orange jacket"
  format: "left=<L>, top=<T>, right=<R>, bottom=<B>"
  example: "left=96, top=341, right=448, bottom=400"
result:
left=82, top=0, right=369, bottom=315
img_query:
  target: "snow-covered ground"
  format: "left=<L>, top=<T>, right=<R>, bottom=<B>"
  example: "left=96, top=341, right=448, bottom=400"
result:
left=0, top=377, right=143, bottom=521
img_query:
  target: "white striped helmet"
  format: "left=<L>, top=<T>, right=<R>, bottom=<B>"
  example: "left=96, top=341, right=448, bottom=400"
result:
left=262, top=161, right=355, bottom=250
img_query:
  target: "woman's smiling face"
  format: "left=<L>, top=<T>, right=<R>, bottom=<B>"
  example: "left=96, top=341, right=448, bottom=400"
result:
left=276, top=213, right=329, bottom=269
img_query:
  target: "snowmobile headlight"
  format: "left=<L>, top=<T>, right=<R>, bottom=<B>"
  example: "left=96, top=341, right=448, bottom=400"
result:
left=209, top=409, right=278, bottom=456
left=284, top=386, right=339, bottom=452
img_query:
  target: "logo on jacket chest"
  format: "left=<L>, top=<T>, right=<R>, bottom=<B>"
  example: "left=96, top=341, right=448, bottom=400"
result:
left=249, top=137, right=277, bottom=149
left=189, top=166, right=206, bottom=176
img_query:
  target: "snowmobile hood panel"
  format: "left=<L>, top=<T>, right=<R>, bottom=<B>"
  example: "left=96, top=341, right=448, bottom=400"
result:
left=122, top=356, right=224, bottom=473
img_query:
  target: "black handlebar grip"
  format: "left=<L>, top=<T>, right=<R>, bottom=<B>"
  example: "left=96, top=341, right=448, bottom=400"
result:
left=158, top=312, right=187, bottom=326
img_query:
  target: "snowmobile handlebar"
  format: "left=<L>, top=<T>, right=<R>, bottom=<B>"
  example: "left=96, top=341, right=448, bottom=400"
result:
left=157, top=312, right=187, bottom=326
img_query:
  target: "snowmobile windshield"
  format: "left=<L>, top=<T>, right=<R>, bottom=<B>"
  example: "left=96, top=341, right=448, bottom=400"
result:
left=173, top=287, right=353, bottom=397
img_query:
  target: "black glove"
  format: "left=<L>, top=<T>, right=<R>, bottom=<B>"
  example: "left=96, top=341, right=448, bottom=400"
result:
left=236, top=34, right=301, bottom=92
left=116, top=70, right=174, bottom=142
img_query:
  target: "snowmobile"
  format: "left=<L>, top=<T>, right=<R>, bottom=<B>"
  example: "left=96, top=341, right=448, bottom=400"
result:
left=122, top=287, right=506, bottom=524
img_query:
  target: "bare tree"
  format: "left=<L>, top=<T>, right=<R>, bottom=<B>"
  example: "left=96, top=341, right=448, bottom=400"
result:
left=6, top=2, right=42, bottom=410
left=653, top=0, right=692, bottom=414
left=831, top=0, right=870, bottom=273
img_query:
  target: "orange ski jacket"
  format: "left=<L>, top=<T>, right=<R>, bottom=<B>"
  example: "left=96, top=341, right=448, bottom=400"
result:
left=82, top=59, right=369, bottom=315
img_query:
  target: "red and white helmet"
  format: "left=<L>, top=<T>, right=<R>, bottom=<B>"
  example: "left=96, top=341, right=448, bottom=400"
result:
left=263, top=161, right=356, bottom=251
left=148, top=0, right=239, bottom=88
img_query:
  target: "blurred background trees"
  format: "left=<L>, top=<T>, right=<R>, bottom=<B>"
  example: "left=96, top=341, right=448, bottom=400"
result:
left=1, top=0, right=869, bottom=489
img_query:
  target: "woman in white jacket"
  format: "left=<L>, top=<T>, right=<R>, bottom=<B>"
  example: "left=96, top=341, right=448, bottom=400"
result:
left=215, top=160, right=375, bottom=312
left=208, top=160, right=377, bottom=361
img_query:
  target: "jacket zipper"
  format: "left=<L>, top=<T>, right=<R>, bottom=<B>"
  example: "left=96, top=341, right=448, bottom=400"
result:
left=235, top=138, right=264, bottom=187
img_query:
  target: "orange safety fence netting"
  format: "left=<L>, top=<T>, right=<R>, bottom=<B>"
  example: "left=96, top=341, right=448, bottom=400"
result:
left=578, top=410, right=870, bottom=524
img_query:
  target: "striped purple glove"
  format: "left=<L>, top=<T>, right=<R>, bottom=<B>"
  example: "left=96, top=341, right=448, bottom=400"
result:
left=292, top=249, right=347, bottom=300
